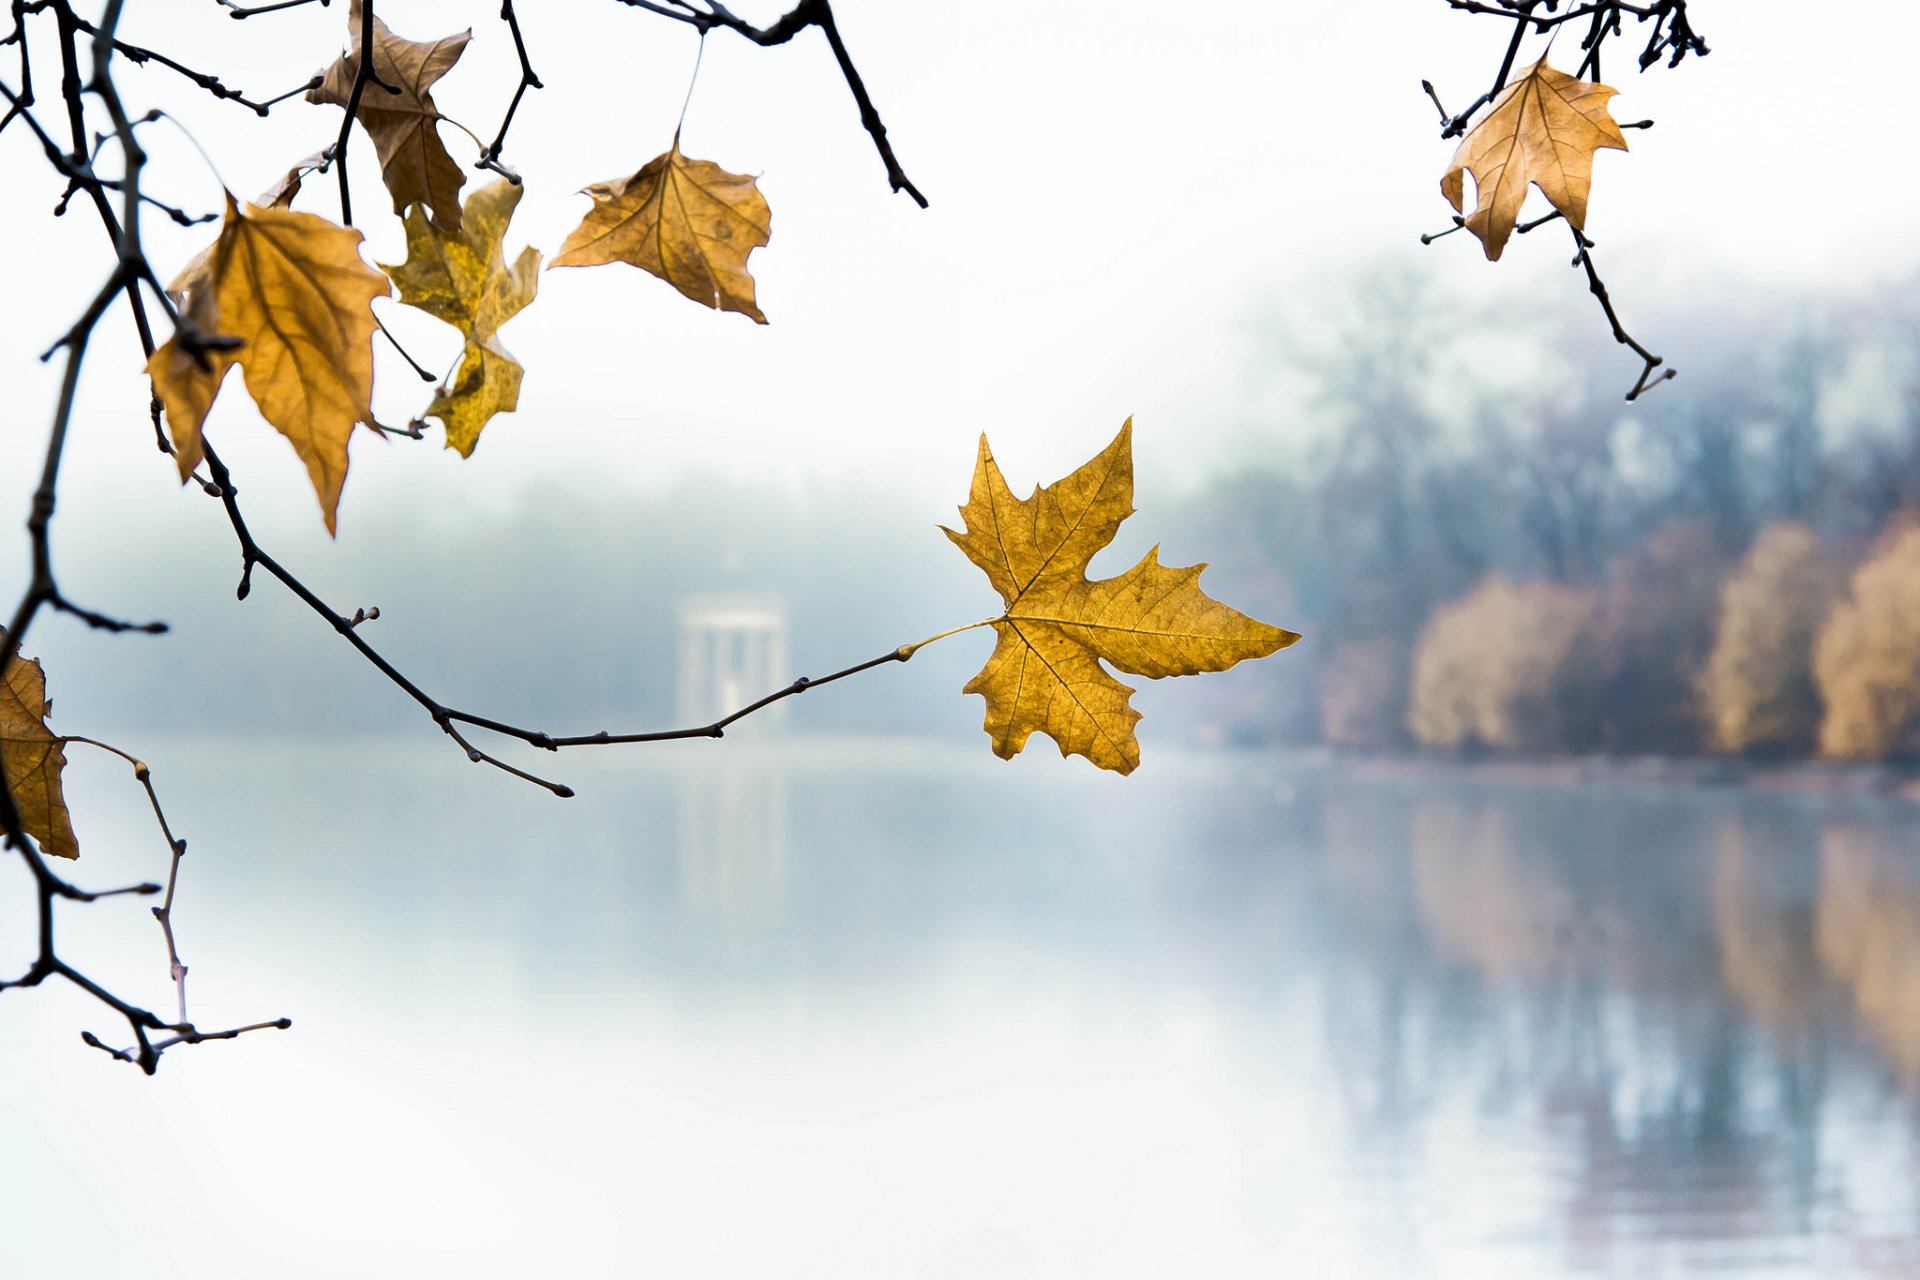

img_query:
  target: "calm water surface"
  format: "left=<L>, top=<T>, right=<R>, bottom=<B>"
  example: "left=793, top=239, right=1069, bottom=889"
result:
left=3, top=738, right=1919, bottom=1277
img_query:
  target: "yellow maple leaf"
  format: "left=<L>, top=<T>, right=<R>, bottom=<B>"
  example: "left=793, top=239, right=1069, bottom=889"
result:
left=551, top=141, right=772, bottom=323
left=1, top=645, right=77, bottom=860
left=308, top=0, right=469, bottom=232
left=1441, top=57, right=1628, bottom=261
left=942, top=421, right=1299, bottom=774
left=149, top=195, right=391, bottom=535
left=379, top=179, right=540, bottom=456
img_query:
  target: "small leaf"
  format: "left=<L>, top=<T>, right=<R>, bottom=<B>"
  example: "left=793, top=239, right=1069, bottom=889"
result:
left=149, top=195, right=391, bottom=534
left=380, top=179, right=540, bottom=456
left=551, top=142, right=771, bottom=323
left=255, top=148, right=333, bottom=211
left=1, top=643, right=77, bottom=860
left=1441, top=57, right=1629, bottom=261
left=943, top=421, right=1299, bottom=774
left=308, top=0, right=469, bottom=231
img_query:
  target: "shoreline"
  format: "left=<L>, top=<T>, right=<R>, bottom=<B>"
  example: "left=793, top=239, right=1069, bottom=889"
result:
left=1313, top=748, right=1920, bottom=806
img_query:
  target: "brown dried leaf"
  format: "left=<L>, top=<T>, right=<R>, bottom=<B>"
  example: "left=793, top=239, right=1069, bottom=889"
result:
left=1441, top=57, right=1629, bottom=261
left=551, top=141, right=771, bottom=323
left=255, top=148, right=333, bottom=211
left=308, top=1, right=469, bottom=231
left=1, top=644, right=77, bottom=860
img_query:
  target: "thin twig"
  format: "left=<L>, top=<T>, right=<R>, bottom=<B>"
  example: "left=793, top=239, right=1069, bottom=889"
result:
left=478, top=0, right=541, bottom=181
left=1568, top=223, right=1674, bottom=400
left=218, top=0, right=328, bottom=18
left=614, top=0, right=926, bottom=205
left=197, top=441, right=988, bottom=779
left=65, top=12, right=317, bottom=115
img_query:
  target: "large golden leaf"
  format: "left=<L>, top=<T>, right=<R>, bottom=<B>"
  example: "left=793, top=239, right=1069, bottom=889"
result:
left=379, top=179, right=540, bottom=456
left=308, top=1, right=469, bottom=232
left=1441, top=57, right=1628, bottom=261
left=148, top=195, right=391, bottom=534
left=1, top=645, right=77, bottom=860
left=551, top=141, right=771, bottom=323
left=943, top=421, right=1299, bottom=774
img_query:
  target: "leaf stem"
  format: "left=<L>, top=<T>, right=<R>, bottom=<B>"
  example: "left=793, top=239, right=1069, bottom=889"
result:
left=674, top=28, right=706, bottom=140
left=899, top=617, right=998, bottom=657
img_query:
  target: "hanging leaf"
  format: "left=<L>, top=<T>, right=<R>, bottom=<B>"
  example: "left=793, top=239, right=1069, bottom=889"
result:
left=308, top=0, right=470, bottom=231
left=254, top=148, right=333, bottom=211
left=148, top=195, right=391, bottom=534
left=1441, top=56, right=1629, bottom=261
left=1, top=644, right=77, bottom=860
left=380, top=179, right=540, bottom=456
left=943, top=421, right=1299, bottom=774
left=552, top=141, right=771, bottom=323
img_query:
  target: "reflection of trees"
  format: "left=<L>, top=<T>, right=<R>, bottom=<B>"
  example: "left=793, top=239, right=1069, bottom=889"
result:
left=1817, top=823, right=1920, bottom=1080
left=1310, top=783, right=1920, bottom=1270
left=1552, top=1026, right=1812, bottom=1276
left=1711, top=817, right=1822, bottom=1031
left=1410, top=796, right=1576, bottom=982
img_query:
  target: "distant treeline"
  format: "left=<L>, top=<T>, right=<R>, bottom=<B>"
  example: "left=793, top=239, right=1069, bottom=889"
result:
left=1166, top=271, right=1920, bottom=760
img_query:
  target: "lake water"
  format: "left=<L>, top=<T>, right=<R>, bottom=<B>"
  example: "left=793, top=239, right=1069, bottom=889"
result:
left=3, top=738, right=1919, bottom=1278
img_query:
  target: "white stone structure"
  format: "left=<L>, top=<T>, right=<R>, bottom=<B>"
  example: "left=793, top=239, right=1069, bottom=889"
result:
left=676, top=592, right=791, bottom=729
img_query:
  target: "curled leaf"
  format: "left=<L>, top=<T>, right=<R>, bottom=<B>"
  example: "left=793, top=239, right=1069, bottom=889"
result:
left=943, top=421, right=1299, bottom=774
left=255, top=148, right=333, bottom=211
left=552, top=142, right=771, bottom=323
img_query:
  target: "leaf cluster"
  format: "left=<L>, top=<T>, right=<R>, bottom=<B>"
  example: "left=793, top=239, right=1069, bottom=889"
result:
left=152, top=6, right=776, bottom=531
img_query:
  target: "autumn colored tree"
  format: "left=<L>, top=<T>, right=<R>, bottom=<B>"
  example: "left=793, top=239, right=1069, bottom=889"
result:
left=1699, top=522, right=1838, bottom=756
left=1813, top=522, right=1920, bottom=761
left=1594, top=523, right=1726, bottom=754
left=1407, top=575, right=1602, bottom=753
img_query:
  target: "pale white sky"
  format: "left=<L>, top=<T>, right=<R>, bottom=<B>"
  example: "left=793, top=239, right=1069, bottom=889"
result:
left=1, top=0, right=1915, bottom=564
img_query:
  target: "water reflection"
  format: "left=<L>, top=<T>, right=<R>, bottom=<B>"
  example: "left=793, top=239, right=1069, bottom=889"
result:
left=1411, top=796, right=1581, bottom=982
left=1819, top=824, right=1920, bottom=1082
left=676, top=758, right=790, bottom=919
left=1308, top=777, right=1920, bottom=1276
left=1713, top=817, right=1824, bottom=1036
left=5, top=745, right=1920, bottom=1277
